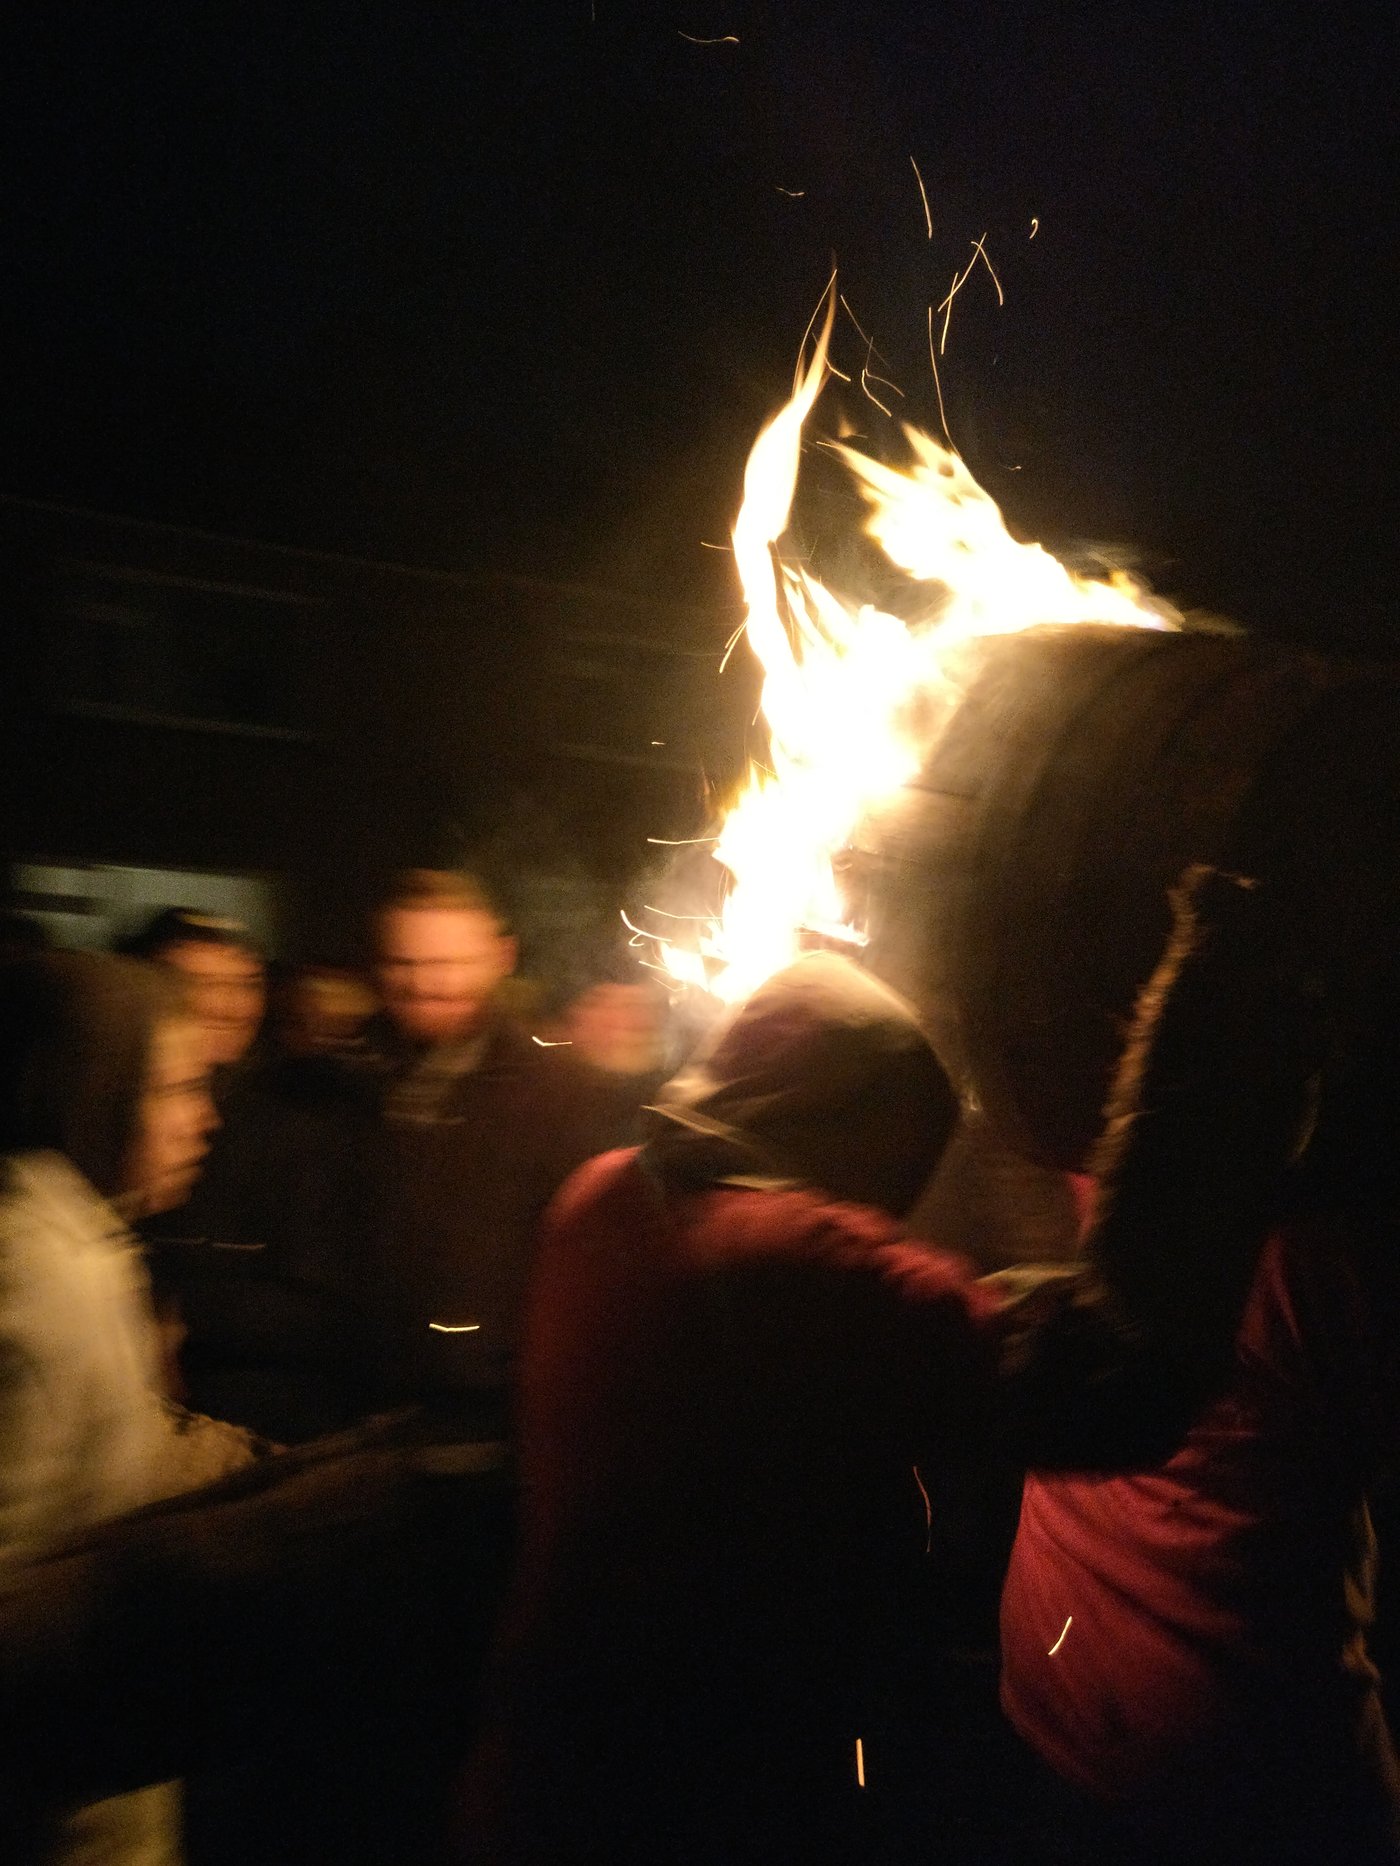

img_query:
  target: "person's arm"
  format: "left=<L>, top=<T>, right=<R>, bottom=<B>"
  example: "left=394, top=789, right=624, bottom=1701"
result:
left=0, top=1333, right=72, bottom=1559
left=0, top=1422, right=512, bottom=1814
left=987, top=866, right=1324, bottom=1467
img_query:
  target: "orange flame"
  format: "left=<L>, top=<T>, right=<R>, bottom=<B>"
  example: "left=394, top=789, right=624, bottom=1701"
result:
left=654, top=301, right=1178, bottom=1002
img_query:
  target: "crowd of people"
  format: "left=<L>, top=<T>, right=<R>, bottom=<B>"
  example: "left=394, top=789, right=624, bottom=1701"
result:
left=0, top=860, right=1397, bottom=1863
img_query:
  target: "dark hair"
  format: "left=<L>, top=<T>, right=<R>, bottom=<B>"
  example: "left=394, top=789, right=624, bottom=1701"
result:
left=125, top=907, right=260, bottom=963
left=0, top=952, right=185, bottom=1199
left=374, top=869, right=507, bottom=934
left=1086, top=865, right=1326, bottom=1389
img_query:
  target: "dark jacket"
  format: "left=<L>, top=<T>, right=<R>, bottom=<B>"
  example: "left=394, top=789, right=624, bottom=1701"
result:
left=360, top=1013, right=622, bottom=1421
left=146, top=1052, right=378, bottom=1441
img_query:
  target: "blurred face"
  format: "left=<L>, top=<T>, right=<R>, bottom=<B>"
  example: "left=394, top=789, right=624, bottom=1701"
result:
left=376, top=906, right=515, bottom=1046
left=567, top=983, right=666, bottom=1074
left=122, top=1018, right=219, bottom=1216
left=278, top=968, right=376, bottom=1058
left=163, top=939, right=266, bottom=1068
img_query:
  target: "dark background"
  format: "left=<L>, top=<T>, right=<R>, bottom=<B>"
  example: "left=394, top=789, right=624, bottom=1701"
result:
left=3, top=2, right=1396, bottom=947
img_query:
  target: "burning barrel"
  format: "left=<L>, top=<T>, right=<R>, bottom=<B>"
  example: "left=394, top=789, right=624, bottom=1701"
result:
left=855, top=622, right=1400, bottom=1171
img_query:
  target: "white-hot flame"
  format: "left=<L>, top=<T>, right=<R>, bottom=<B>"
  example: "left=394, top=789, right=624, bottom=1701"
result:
left=654, top=310, right=1178, bottom=1002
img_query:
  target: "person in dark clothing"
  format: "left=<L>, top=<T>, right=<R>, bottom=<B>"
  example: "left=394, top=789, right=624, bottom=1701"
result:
left=136, top=911, right=374, bottom=1443
left=466, top=949, right=1276, bottom=1866
left=1001, top=868, right=1400, bottom=1866
left=359, top=870, right=628, bottom=1433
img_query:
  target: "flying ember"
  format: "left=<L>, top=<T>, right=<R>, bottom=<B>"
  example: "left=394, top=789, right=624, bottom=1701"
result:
left=649, top=304, right=1181, bottom=1004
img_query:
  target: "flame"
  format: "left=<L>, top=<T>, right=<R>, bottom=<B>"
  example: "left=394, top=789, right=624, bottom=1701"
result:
left=653, top=303, right=1179, bottom=1003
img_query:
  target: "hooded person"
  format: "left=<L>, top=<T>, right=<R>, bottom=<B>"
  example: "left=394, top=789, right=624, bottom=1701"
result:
left=0, top=950, right=261, bottom=1866
left=998, top=870, right=1400, bottom=1866
left=463, top=950, right=1273, bottom=1866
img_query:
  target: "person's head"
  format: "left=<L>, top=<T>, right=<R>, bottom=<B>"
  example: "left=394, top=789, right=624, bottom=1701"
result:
left=272, top=963, right=377, bottom=1059
left=653, top=951, right=958, bottom=1217
left=128, top=908, right=266, bottom=1070
left=565, top=980, right=667, bottom=1076
left=0, top=951, right=218, bottom=1217
left=373, top=870, right=516, bottom=1047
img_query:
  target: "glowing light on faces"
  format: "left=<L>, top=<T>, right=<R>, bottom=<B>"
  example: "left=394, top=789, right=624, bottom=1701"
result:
left=648, top=294, right=1179, bottom=1004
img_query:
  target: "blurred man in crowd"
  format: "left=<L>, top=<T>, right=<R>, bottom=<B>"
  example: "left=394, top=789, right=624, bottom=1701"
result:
left=360, top=870, right=616, bottom=1434
left=128, top=908, right=266, bottom=1072
left=134, top=909, right=372, bottom=1443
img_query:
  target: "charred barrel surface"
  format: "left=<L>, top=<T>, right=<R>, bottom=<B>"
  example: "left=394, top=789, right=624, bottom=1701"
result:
left=858, top=623, right=1399, bottom=1170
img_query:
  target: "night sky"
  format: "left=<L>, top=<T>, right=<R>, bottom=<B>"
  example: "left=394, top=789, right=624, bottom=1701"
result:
left=6, top=3, right=1396, bottom=650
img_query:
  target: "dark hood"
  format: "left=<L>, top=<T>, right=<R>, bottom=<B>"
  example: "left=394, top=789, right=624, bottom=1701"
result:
left=646, top=952, right=957, bottom=1217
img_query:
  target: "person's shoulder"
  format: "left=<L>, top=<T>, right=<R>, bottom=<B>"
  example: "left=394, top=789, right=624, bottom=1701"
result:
left=688, top=1181, right=901, bottom=1262
left=0, top=1153, right=131, bottom=1322
left=1, top=1151, right=117, bottom=1239
left=545, top=1146, right=644, bottom=1220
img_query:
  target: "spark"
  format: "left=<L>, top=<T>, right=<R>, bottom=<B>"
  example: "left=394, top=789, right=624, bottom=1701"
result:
left=936, top=233, right=1003, bottom=352
left=971, top=234, right=1004, bottom=305
left=937, top=248, right=979, bottom=355
left=531, top=1035, right=573, bottom=1047
left=1047, top=1614, right=1073, bottom=1657
left=912, top=1463, right=933, bottom=1554
left=794, top=271, right=839, bottom=395
left=863, top=363, right=905, bottom=401
left=909, top=155, right=933, bottom=238
left=855, top=1738, right=867, bottom=1788
left=839, top=297, right=894, bottom=408
left=650, top=739, right=666, bottom=746
left=860, top=361, right=893, bottom=419
left=678, top=31, right=739, bottom=44
left=776, top=186, right=806, bottom=198
left=719, top=615, right=748, bottom=670
left=858, top=333, right=905, bottom=418
left=700, top=540, right=731, bottom=551
left=926, top=304, right=955, bottom=450
left=645, top=835, right=720, bottom=846
left=838, top=294, right=890, bottom=366
left=428, top=1321, right=481, bottom=1334
left=1029, top=216, right=1040, bottom=239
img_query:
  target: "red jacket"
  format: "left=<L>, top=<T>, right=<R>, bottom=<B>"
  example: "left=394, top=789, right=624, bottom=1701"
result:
left=475, top=1147, right=1006, bottom=1864
left=1001, top=1217, right=1400, bottom=1859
